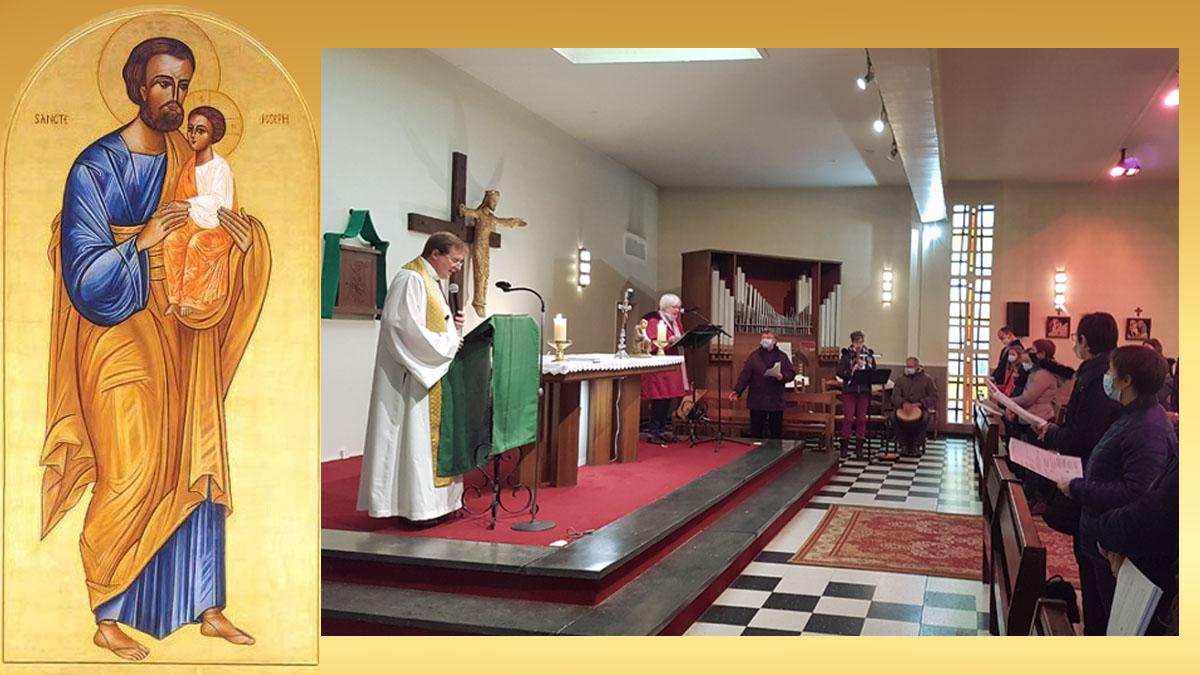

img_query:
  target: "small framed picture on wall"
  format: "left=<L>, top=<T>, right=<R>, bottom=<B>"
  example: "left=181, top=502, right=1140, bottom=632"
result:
left=1125, top=317, right=1152, bottom=341
left=1046, top=315, right=1071, bottom=339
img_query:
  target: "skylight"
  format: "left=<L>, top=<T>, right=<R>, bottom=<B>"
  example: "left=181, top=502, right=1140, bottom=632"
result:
left=553, top=49, right=765, bottom=64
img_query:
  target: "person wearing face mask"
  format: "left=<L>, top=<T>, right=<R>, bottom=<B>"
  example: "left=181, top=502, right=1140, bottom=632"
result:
left=641, top=293, right=690, bottom=444
left=1005, top=340, right=1076, bottom=512
left=729, top=330, right=796, bottom=439
left=1008, top=340, right=1075, bottom=437
left=1038, top=313, right=1122, bottom=465
left=890, top=357, right=938, bottom=456
left=996, top=344, right=1030, bottom=397
left=1054, top=344, right=1175, bottom=635
left=836, top=331, right=876, bottom=459
left=991, top=325, right=1024, bottom=385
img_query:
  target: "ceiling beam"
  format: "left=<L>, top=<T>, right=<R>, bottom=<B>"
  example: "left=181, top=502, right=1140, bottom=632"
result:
left=873, top=48, right=947, bottom=223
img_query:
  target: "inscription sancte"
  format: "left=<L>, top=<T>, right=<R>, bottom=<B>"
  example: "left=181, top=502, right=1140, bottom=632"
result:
left=260, top=113, right=289, bottom=125
left=34, top=113, right=69, bottom=125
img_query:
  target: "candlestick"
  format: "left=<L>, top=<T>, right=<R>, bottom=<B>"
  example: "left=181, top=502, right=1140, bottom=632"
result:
left=548, top=339, right=573, bottom=362
left=553, top=313, right=567, bottom=342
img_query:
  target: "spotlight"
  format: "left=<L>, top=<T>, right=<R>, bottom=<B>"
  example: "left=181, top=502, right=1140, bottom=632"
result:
left=1109, top=147, right=1141, bottom=178
left=1164, top=87, right=1179, bottom=107
left=873, top=103, right=888, bottom=134
left=856, top=49, right=874, bottom=91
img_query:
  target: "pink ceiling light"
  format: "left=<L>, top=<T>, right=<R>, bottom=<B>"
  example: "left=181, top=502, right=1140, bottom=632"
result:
left=1109, top=148, right=1141, bottom=177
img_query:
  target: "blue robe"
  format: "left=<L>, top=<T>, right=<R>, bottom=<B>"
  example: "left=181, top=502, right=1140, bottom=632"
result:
left=62, top=128, right=225, bottom=639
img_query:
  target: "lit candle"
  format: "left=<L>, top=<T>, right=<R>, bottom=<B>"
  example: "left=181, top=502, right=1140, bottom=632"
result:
left=656, top=320, right=667, bottom=343
left=553, top=314, right=567, bottom=342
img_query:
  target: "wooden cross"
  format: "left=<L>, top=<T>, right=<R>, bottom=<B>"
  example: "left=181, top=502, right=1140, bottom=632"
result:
left=406, top=151, right=501, bottom=290
left=1135, top=307, right=1144, bottom=317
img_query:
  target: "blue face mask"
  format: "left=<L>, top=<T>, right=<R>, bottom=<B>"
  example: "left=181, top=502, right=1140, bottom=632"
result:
left=1103, top=373, right=1122, bottom=402
left=1021, top=361, right=1033, bottom=372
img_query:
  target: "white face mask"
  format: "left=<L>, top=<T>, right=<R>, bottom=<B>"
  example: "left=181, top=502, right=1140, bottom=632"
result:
left=761, top=339, right=775, bottom=350
left=904, top=367, right=916, bottom=376
left=1007, top=353, right=1018, bottom=363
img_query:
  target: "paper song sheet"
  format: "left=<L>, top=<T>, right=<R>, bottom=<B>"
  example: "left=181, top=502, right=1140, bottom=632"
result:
left=1107, top=558, right=1164, bottom=635
left=764, top=361, right=782, bottom=378
left=986, top=380, right=1050, bottom=428
left=1007, top=438, right=1083, bottom=484
left=976, top=397, right=1004, bottom=418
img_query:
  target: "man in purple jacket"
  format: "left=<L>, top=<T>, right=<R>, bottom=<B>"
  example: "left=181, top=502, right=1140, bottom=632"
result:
left=729, top=331, right=797, bottom=439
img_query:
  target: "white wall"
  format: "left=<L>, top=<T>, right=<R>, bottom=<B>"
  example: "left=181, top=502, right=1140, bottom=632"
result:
left=944, top=180, right=1178, bottom=368
left=657, top=187, right=920, bottom=362
left=321, top=49, right=658, bottom=461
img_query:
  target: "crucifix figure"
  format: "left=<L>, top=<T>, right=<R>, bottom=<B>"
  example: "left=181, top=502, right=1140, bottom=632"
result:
left=1135, top=307, right=1144, bottom=317
left=406, top=152, right=504, bottom=308
left=459, top=190, right=526, bottom=315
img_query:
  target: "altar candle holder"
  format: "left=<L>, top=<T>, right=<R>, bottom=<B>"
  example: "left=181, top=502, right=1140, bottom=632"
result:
left=652, top=337, right=670, bottom=356
left=548, top=339, right=573, bottom=362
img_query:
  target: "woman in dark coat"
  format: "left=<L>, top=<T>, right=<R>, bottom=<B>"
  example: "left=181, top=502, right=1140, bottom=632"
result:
left=1089, top=452, right=1178, bottom=634
left=1056, top=344, right=1175, bottom=635
left=642, top=293, right=689, bottom=443
left=836, top=330, right=875, bottom=459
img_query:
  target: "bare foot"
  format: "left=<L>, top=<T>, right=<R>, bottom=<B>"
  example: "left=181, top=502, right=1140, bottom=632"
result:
left=178, top=305, right=195, bottom=317
left=200, top=608, right=255, bottom=645
left=93, top=621, right=149, bottom=661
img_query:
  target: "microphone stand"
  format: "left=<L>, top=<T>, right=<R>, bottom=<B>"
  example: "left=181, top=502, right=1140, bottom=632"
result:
left=685, top=308, right=752, bottom=452
left=496, top=281, right=556, bottom=532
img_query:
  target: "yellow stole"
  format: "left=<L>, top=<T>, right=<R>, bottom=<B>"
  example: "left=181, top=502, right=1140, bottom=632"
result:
left=401, top=257, right=452, bottom=488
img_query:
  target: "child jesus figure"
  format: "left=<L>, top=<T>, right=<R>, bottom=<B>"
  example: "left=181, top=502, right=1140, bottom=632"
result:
left=163, top=105, right=237, bottom=318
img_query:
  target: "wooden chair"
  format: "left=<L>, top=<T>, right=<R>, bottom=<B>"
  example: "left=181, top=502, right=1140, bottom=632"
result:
left=1031, top=598, right=1077, bottom=636
left=789, top=391, right=837, bottom=451
left=989, top=480, right=1047, bottom=635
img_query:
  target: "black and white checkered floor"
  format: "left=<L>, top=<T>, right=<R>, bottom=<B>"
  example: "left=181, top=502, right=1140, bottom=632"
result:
left=686, top=438, right=989, bottom=636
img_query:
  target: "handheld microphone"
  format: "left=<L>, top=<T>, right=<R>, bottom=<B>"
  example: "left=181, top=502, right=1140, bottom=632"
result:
left=495, top=280, right=513, bottom=292
left=684, top=305, right=701, bottom=313
left=448, top=283, right=461, bottom=316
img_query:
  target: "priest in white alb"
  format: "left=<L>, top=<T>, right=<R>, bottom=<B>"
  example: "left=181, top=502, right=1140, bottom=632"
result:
left=357, top=231, right=467, bottom=521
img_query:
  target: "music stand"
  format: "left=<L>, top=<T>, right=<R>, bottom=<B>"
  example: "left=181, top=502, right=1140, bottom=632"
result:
left=845, top=368, right=892, bottom=459
left=676, top=325, right=753, bottom=451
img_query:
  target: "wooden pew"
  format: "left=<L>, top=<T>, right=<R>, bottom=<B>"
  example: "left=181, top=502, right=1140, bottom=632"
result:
left=789, top=391, right=837, bottom=451
left=688, top=391, right=835, bottom=449
left=1031, top=598, right=1076, bottom=636
left=983, top=456, right=1020, bottom=589
left=990, top=480, right=1047, bottom=635
left=974, top=401, right=1001, bottom=479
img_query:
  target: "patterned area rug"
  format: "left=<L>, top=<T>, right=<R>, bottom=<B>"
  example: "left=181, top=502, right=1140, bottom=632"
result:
left=790, top=505, right=983, bottom=580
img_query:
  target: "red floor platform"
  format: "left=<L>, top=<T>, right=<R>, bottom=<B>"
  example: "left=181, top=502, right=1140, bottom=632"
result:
left=322, top=439, right=759, bottom=546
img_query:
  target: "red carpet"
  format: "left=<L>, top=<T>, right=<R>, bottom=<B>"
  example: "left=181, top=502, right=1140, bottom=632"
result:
left=323, top=440, right=759, bottom=546
left=790, top=505, right=983, bottom=580
left=1034, top=520, right=1081, bottom=591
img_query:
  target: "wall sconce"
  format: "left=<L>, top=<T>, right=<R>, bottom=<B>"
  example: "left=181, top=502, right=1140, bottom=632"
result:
left=881, top=268, right=894, bottom=304
left=1053, top=269, right=1067, bottom=311
left=578, top=247, right=591, bottom=287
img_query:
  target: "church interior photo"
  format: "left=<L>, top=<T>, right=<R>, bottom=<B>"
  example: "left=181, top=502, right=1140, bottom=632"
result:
left=318, top=48, right=1179, bottom=636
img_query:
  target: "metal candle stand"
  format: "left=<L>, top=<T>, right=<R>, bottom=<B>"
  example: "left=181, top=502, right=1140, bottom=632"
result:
left=459, top=445, right=534, bottom=530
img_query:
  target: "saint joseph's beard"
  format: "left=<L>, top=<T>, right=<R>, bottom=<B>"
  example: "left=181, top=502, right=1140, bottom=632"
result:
left=139, top=101, right=184, bottom=132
